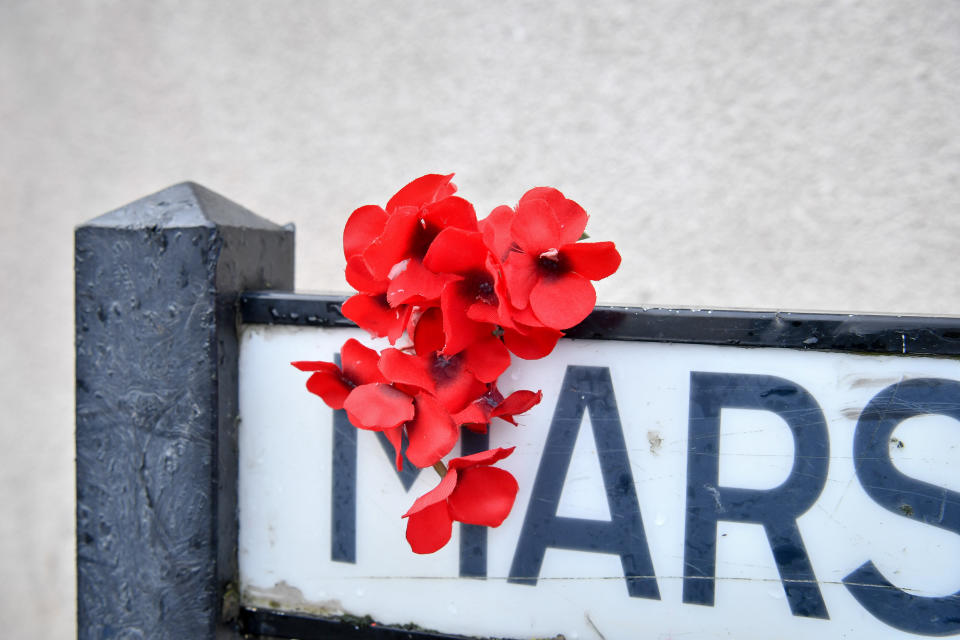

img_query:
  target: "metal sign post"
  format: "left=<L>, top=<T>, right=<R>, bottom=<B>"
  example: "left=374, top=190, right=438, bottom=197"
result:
left=75, top=183, right=293, bottom=639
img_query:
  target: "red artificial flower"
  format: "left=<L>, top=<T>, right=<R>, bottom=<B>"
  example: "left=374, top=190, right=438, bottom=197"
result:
left=347, top=387, right=459, bottom=473
left=340, top=174, right=469, bottom=337
left=291, top=338, right=387, bottom=409
left=293, top=338, right=454, bottom=470
left=355, top=389, right=460, bottom=473
left=341, top=206, right=412, bottom=342
left=453, top=384, right=543, bottom=433
left=499, top=188, right=621, bottom=330
left=362, top=177, right=478, bottom=286
left=342, top=170, right=461, bottom=280
left=355, top=173, right=460, bottom=301
left=378, top=307, right=510, bottom=411
left=296, top=175, right=624, bottom=554
left=293, top=341, right=418, bottom=469
left=378, top=347, right=490, bottom=416
left=423, top=227, right=514, bottom=355
left=403, top=447, right=519, bottom=554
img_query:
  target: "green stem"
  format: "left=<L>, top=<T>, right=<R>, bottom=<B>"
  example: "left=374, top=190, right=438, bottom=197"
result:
left=432, top=461, right=447, bottom=478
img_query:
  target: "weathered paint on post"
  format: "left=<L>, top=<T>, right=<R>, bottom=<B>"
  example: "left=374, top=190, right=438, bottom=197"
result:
left=75, top=183, right=294, bottom=639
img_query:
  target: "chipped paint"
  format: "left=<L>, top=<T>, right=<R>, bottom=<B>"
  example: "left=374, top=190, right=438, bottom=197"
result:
left=647, top=429, right=663, bottom=455
left=243, top=581, right=346, bottom=618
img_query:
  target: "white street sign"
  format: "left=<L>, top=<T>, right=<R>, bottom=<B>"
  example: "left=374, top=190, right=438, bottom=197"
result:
left=238, top=324, right=960, bottom=639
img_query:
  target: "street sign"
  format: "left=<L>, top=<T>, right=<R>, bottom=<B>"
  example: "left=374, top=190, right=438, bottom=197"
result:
left=75, top=187, right=960, bottom=639
left=238, top=319, right=960, bottom=640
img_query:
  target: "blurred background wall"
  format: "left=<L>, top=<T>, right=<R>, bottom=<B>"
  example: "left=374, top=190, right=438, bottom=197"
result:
left=1, top=1, right=958, bottom=636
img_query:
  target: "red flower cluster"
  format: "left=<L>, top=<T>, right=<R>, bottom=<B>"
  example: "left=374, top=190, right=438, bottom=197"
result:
left=294, top=174, right=620, bottom=554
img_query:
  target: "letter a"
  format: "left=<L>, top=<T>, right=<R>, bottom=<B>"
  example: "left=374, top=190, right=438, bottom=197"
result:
left=508, top=366, right=660, bottom=599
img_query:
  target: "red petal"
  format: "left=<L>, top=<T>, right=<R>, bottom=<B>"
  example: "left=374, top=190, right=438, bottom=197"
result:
left=440, top=282, right=496, bottom=356
left=378, top=349, right=436, bottom=393
left=433, top=356, right=486, bottom=414
left=389, top=304, right=413, bottom=345
left=448, top=446, right=515, bottom=472
left=405, top=302, right=433, bottom=339
left=489, top=256, right=516, bottom=329
left=387, top=174, right=456, bottom=212
left=403, top=469, right=458, bottom=517
left=423, top=228, right=488, bottom=275
left=462, top=336, right=511, bottom=383
left=529, top=272, right=596, bottom=330
left=413, top=307, right=445, bottom=355
left=520, top=187, right=588, bottom=245
left=341, top=294, right=405, bottom=341
left=510, top=303, right=543, bottom=328
left=362, top=208, right=419, bottom=280
left=345, top=255, right=388, bottom=294
left=405, top=392, right=459, bottom=468
left=343, top=383, right=415, bottom=430
left=382, top=425, right=404, bottom=471
left=466, top=300, right=500, bottom=325
left=452, top=401, right=489, bottom=427
left=480, top=205, right=516, bottom=261
left=340, top=338, right=385, bottom=385
left=503, top=252, right=539, bottom=310
left=422, top=195, right=479, bottom=232
left=562, top=241, right=621, bottom=281
left=393, top=382, right=422, bottom=397
left=502, top=326, right=563, bottom=360
left=404, top=501, right=454, bottom=554
left=303, top=369, right=352, bottom=410
left=386, top=258, right=448, bottom=306
left=291, top=360, right=339, bottom=373
left=492, top=389, right=543, bottom=424
left=511, top=198, right=561, bottom=254
left=343, top=205, right=388, bottom=259
left=462, top=423, right=488, bottom=434
left=447, top=466, right=519, bottom=527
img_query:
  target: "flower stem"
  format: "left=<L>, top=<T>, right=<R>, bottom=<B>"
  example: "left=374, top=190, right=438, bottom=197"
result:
left=432, top=461, right=447, bottom=478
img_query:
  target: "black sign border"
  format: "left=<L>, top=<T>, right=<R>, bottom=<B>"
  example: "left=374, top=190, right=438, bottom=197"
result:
left=241, top=291, right=960, bottom=356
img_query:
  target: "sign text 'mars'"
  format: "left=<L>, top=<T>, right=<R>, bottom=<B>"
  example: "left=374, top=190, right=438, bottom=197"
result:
left=329, top=365, right=960, bottom=636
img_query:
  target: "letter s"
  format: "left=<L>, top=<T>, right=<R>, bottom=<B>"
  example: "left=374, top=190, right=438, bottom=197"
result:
left=846, top=378, right=960, bottom=635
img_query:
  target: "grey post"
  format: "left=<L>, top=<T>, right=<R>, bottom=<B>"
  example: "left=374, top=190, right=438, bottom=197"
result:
left=75, top=183, right=294, bottom=639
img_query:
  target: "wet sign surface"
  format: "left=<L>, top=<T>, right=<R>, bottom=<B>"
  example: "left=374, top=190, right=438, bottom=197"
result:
left=238, top=324, right=960, bottom=639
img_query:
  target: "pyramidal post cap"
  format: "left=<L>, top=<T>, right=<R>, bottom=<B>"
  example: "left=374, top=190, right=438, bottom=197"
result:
left=80, top=181, right=292, bottom=231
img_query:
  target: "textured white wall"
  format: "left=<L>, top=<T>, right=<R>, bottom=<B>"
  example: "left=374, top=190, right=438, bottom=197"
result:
left=1, top=1, right=958, bottom=636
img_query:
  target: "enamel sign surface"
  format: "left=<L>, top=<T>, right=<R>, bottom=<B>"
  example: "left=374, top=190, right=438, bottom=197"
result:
left=238, top=324, right=960, bottom=639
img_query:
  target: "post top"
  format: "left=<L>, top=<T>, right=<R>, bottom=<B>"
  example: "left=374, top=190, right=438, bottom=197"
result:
left=80, top=182, right=291, bottom=232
